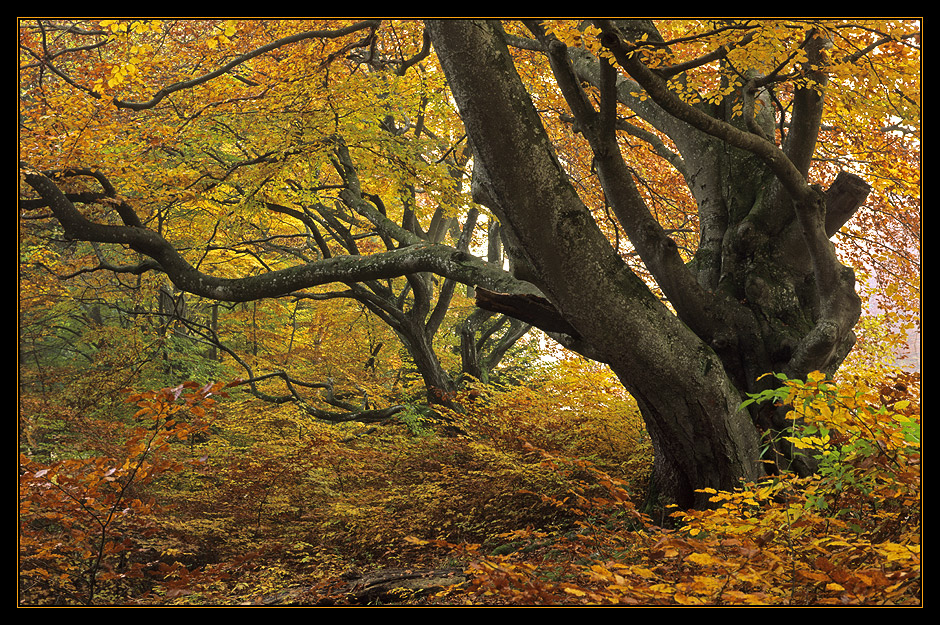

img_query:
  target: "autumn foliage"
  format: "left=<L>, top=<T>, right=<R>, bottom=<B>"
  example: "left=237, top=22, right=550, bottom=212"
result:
left=19, top=383, right=220, bottom=604
left=18, top=358, right=920, bottom=605
left=19, top=19, right=919, bottom=605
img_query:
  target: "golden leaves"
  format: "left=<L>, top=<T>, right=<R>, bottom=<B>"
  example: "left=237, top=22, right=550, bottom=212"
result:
left=206, top=21, right=238, bottom=49
left=99, top=19, right=164, bottom=36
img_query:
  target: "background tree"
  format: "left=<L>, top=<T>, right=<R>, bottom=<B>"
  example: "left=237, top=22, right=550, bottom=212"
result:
left=19, top=19, right=919, bottom=509
left=19, top=19, right=533, bottom=414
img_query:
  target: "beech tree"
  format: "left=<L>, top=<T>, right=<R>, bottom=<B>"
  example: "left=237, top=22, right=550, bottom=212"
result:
left=19, top=19, right=920, bottom=508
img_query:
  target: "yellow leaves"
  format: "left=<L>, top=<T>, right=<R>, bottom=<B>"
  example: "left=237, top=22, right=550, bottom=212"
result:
left=161, top=547, right=188, bottom=558
left=784, top=433, right=832, bottom=453
left=659, top=545, right=681, bottom=558
left=541, top=21, right=618, bottom=63
left=83, top=21, right=161, bottom=96
left=686, top=552, right=723, bottom=567
left=782, top=370, right=920, bottom=457
left=588, top=563, right=616, bottom=581
left=106, top=61, right=139, bottom=88
left=16, top=19, right=922, bottom=604
left=543, top=21, right=592, bottom=50
left=99, top=19, right=127, bottom=35
left=663, top=368, right=920, bottom=604
left=673, top=591, right=707, bottom=605
left=874, top=542, right=920, bottom=563
left=631, top=566, right=657, bottom=580
left=100, top=19, right=163, bottom=36
left=207, top=21, right=238, bottom=49
left=805, top=370, right=828, bottom=385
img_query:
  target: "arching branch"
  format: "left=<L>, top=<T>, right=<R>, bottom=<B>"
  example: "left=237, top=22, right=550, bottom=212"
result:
left=21, top=165, right=535, bottom=307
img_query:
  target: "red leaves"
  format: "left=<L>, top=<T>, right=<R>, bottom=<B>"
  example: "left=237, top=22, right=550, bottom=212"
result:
left=19, top=382, right=219, bottom=605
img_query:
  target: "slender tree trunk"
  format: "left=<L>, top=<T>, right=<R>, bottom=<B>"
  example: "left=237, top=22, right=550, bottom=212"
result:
left=397, top=319, right=458, bottom=407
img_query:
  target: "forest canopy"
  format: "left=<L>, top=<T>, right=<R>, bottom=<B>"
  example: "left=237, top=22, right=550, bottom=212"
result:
left=19, top=19, right=920, bottom=606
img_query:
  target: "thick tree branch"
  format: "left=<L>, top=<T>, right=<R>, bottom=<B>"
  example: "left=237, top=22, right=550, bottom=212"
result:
left=474, top=287, right=580, bottom=339
left=22, top=167, right=532, bottom=304
left=531, top=24, right=727, bottom=344
left=593, top=21, right=867, bottom=377
left=595, top=21, right=817, bottom=208
left=784, top=29, right=830, bottom=177
left=825, top=171, right=872, bottom=237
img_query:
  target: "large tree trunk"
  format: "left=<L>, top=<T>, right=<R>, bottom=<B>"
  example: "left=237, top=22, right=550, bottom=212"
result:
left=427, top=20, right=867, bottom=509
left=21, top=20, right=871, bottom=511
left=428, top=20, right=768, bottom=508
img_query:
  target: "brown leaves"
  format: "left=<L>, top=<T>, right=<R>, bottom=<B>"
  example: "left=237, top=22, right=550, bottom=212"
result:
left=437, top=367, right=920, bottom=606
left=19, top=382, right=219, bottom=605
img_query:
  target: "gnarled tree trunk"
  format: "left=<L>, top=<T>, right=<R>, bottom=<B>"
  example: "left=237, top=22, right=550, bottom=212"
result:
left=427, top=20, right=869, bottom=508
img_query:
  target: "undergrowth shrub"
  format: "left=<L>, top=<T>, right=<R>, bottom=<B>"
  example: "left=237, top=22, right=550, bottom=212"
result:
left=19, top=382, right=220, bottom=605
left=428, top=369, right=920, bottom=606
left=452, top=356, right=653, bottom=491
left=21, top=362, right=919, bottom=606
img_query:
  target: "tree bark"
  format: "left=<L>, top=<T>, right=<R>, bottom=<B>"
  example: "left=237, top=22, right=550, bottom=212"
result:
left=428, top=20, right=767, bottom=508
left=426, top=20, right=873, bottom=508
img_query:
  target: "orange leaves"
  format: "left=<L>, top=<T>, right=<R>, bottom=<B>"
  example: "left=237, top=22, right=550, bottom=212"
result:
left=677, top=371, right=920, bottom=605
left=18, top=366, right=920, bottom=604
left=439, top=367, right=920, bottom=606
left=19, top=382, right=220, bottom=604
left=17, top=19, right=922, bottom=605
